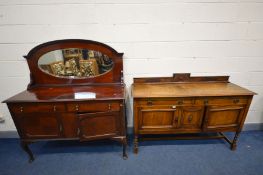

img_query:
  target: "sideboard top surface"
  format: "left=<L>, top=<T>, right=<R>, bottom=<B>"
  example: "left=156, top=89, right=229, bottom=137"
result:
left=132, top=73, right=256, bottom=98
left=132, top=82, right=255, bottom=98
left=4, top=85, right=125, bottom=103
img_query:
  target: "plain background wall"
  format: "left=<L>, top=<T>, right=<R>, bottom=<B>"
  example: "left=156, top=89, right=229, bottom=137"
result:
left=0, top=0, right=263, bottom=131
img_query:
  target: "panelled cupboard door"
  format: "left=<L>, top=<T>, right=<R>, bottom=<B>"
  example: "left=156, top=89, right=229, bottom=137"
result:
left=138, top=106, right=179, bottom=130
left=17, top=113, right=62, bottom=139
left=77, top=111, right=120, bottom=141
left=179, top=106, right=204, bottom=130
left=203, top=105, right=245, bottom=131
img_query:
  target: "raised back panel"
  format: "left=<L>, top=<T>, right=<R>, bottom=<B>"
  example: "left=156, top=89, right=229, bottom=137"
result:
left=134, top=73, right=229, bottom=84
left=24, top=39, right=124, bottom=89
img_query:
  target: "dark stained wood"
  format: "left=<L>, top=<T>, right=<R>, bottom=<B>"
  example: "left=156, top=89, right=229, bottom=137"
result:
left=132, top=73, right=256, bottom=153
left=77, top=111, right=120, bottom=141
left=2, top=39, right=127, bottom=161
left=4, top=85, right=125, bottom=103
left=23, top=39, right=124, bottom=89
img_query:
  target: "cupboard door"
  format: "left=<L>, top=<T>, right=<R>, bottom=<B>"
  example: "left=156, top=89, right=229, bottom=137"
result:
left=139, top=106, right=179, bottom=130
left=18, top=113, right=62, bottom=139
left=203, top=105, right=245, bottom=131
left=179, top=106, right=204, bottom=130
left=77, top=111, right=120, bottom=140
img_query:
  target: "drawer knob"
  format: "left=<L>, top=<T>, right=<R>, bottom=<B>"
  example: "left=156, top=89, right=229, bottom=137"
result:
left=233, top=99, right=240, bottom=104
left=59, top=124, right=63, bottom=132
left=171, top=105, right=176, bottom=109
left=147, top=100, right=153, bottom=106
left=75, top=105, right=79, bottom=111
left=177, top=100, right=183, bottom=105
left=53, top=106, right=56, bottom=112
left=20, top=107, right=23, bottom=112
left=77, top=128, right=80, bottom=135
left=108, top=104, right=111, bottom=110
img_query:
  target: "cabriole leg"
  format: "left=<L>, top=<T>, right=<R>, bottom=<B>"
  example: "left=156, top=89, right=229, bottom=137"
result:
left=20, top=141, right=34, bottom=163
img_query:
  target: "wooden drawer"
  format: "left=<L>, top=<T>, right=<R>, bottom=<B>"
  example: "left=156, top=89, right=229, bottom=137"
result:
left=198, top=97, right=248, bottom=106
left=136, top=97, right=248, bottom=107
left=137, top=98, right=195, bottom=106
left=67, top=102, right=120, bottom=112
left=9, top=103, right=66, bottom=114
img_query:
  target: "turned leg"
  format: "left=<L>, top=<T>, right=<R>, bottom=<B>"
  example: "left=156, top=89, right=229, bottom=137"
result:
left=122, top=138, right=128, bottom=160
left=231, top=131, right=240, bottom=151
left=133, top=135, right=138, bottom=154
left=20, top=141, right=34, bottom=163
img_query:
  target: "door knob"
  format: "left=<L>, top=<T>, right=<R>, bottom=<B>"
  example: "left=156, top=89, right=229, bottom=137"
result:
left=188, top=115, right=193, bottom=123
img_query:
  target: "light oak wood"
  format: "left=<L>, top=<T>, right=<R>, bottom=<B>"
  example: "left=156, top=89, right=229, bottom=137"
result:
left=132, top=73, right=256, bottom=153
left=132, top=82, right=255, bottom=98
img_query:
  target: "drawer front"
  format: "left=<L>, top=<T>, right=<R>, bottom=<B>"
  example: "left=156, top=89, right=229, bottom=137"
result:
left=138, top=98, right=195, bottom=106
left=67, top=102, right=120, bottom=112
left=137, top=97, right=248, bottom=106
left=198, top=97, right=248, bottom=106
left=9, top=103, right=65, bottom=114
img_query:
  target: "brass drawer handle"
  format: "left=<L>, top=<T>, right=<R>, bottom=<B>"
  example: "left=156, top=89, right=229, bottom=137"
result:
left=108, top=104, right=111, bottom=110
left=177, top=100, right=183, bottom=105
left=75, top=105, right=79, bottom=111
left=53, top=105, right=56, bottom=112
left=188, top=115, right=193, bottom=123
left=147, top=100, right=153, bottom=106
left=233, top=99, right=240, bottom=104
left=171, top=105, right=176, bottom=109
left=20, top=107, right=23, bottom=112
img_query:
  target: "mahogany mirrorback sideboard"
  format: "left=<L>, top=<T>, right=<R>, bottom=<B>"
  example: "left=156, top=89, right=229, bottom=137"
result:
left=3, top=39, right=128, bottom=162
left=132, top=73, right=256, bottom=153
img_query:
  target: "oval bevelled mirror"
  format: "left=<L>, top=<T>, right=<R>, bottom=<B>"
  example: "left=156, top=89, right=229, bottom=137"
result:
left=38, top=48, right=114, bottom=78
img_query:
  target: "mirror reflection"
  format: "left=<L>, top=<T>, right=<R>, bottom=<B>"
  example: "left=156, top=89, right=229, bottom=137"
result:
left=38, top=48, right=113, bottom=78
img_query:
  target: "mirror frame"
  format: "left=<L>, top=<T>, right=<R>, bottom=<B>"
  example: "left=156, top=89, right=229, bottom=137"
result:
left=24, top=39, right=124, bottom=89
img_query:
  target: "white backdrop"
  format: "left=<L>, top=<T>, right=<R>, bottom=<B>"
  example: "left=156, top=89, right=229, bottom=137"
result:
left=0, top=0, right=263, bottom=130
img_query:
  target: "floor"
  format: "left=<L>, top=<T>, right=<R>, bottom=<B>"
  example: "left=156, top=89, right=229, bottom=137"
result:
left=0, top=131, right=262, bottom=175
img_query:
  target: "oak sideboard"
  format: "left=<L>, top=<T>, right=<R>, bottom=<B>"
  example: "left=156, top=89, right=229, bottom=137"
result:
left=132, top=73, right=256, bottom=153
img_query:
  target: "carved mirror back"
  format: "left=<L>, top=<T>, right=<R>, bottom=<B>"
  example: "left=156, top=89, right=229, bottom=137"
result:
left=24, top=39, right=124, bottom=89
